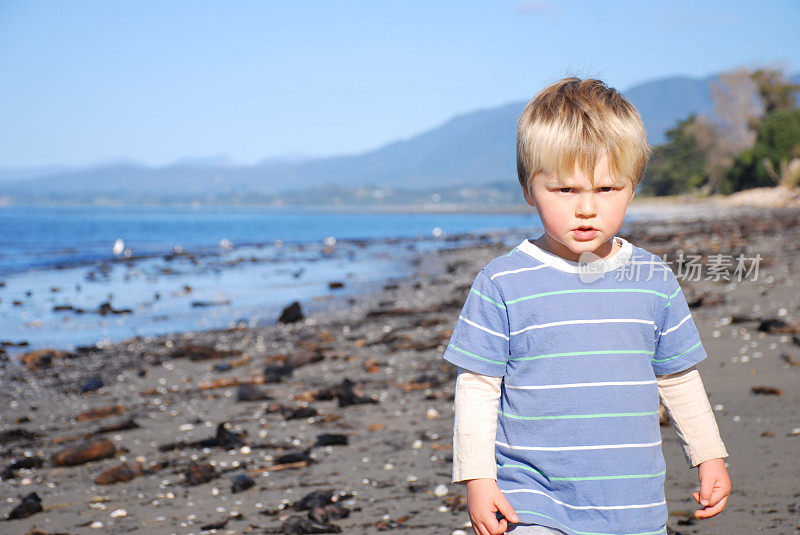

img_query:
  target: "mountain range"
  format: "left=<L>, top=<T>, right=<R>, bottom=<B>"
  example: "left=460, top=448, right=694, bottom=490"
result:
left=2, top=72, right=798, bottom=203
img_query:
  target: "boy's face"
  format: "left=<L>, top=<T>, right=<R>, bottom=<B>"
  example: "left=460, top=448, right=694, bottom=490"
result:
left=523, top=152, right=634, bottom=263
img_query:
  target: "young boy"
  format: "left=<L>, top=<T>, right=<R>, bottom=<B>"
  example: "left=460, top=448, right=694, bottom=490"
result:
left=443, top=78, right=731, bottom=535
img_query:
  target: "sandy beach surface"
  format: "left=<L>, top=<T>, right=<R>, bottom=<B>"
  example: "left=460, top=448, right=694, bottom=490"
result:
left=2, top=204, right=799, bottom=534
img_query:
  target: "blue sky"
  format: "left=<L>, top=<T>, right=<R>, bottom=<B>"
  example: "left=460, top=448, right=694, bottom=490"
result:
left=1, top=0, right=799, bottom=168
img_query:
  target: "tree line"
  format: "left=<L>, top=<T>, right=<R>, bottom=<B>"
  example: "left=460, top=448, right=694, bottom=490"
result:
left=640, top=67, right=800, bottom=196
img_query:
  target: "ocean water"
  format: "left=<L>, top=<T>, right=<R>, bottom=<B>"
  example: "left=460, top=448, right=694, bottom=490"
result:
left=0, top=205, right=546, bottom=275
left=0, top=205, right=549, bottom=355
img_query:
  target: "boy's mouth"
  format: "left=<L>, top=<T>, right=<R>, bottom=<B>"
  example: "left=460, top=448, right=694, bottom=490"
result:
left=573, top=226, right=600, bottom=240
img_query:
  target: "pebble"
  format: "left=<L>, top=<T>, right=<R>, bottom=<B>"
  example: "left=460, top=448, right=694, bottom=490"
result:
left=90, top=521, right=104, bottom=529
left=231, top=474, right=256, bottom=493
left=6, top=492, right=42, bottom=520
left=95, top=462, right=143, bottom=485
left=751, top=386, right=782, bottom=395
left=314, top=433, right=349, bottom=447
left=434, top=484, right=448, bottom=497
left=426, top=407, right=439, bottom=419
left=183, top=462, right=218, bottom=486
left=110, top=508, right=127, bottom=518
left=80, top=376, right=103, bottom=394
left=52, top=438, right=116, bottom=466
left=412, top=439, right=423, bottom=449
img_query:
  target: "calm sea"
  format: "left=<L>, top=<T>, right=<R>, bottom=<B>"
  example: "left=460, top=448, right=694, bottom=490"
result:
left=0, top=205, right=543, bottom=275
left=1, top=205, right=553, bottom=355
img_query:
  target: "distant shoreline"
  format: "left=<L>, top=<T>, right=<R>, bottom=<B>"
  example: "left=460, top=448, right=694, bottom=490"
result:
left=0, top=193, right=726, bottom=214
left=3, top=186, right=796, bottom=216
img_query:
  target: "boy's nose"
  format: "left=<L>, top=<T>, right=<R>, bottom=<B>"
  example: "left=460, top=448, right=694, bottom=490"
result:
left=575, top=193, right=597, bottom=217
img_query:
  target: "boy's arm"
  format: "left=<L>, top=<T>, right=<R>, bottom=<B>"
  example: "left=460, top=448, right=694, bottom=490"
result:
left=658, top=367, right=731, bottom=519
left=453, top=367, right=503, bottom=483
left=656, top=366, right=728, bottom=468
left=454, top=368, right=520, bottom=533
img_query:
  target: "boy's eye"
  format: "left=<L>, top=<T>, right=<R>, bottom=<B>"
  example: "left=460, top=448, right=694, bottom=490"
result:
left=555, top=186, right=619, bottom=193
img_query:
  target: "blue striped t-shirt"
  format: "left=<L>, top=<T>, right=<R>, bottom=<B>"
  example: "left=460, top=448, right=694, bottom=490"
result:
left=443, top=236, right=708, bottom=535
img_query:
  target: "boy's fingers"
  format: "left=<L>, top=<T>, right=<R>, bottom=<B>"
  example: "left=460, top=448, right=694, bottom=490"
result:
left=698, top=478, right=714, bottom=506
left=495, top=496, right=520, bottom=524
left=481, top=513, right=502, bottom=535
left=707, top=483, right=730, bottom=506
left=470, top=518, right=489, bottom=535
left=695, top=494, right=728, bottom=519
left=469, top=513, right=489, bottom=535
left=493, top=518, right=508, bottom=535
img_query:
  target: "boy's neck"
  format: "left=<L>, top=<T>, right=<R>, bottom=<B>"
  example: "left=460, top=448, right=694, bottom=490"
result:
left=532, top=234, right=619, bottom=263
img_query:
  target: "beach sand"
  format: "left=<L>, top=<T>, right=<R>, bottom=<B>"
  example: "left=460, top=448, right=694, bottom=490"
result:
left=2, top=204, right=799, bottom=534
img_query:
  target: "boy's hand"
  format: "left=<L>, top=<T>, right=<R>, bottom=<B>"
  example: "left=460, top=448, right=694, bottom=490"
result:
left=692, top=458, right=731, bottom=519
left=465, top=478, right=519, bottom=535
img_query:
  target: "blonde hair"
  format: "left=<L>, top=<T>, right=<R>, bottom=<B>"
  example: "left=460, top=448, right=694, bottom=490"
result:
left=516, top=77, right=651, bottom=194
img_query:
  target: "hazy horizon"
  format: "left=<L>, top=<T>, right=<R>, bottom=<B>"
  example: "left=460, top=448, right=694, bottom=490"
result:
left=2, top=1, right=799, bottom=169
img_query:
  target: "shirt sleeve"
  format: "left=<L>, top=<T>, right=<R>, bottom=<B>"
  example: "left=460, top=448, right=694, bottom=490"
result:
left=656, top=367, right=729, bottom=468
left=452, top=368, right=502, bottom=483
left=652, top=269, right=708, bottom=375
left=442, top=268, right=510, bottom=377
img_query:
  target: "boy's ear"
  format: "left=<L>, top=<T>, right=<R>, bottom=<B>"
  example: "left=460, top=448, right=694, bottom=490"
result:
left=627, top=185, right=636, bottom=205
left=523, top=185, right=536, bottom=208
